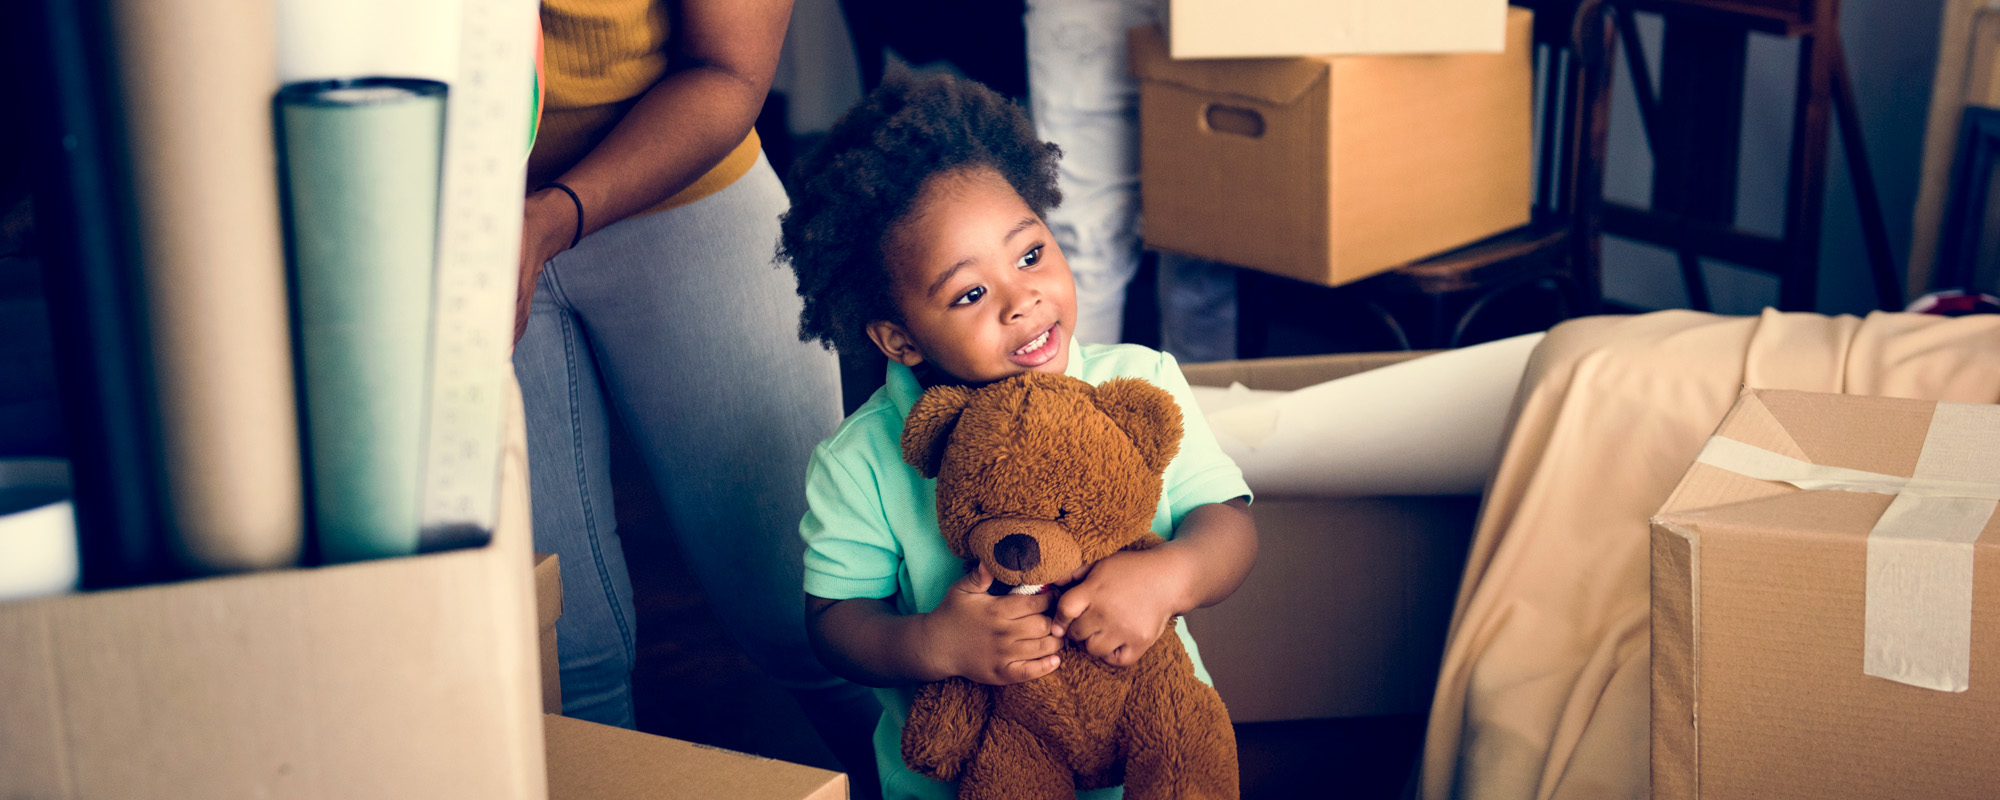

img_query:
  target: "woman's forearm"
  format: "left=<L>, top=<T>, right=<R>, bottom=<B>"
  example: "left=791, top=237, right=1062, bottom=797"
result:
left=542, top=0, right=792, bottom=237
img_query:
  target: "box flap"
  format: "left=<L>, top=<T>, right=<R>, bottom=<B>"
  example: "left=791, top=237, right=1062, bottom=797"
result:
left=1178, top=351, right=1434, bottom=391
left=544, top=715, right=845, bottom=800
left=533, top=552, right=561, bottom=630
left=1656, top=389, right=1943, bottom=523
left=1130, top=23, right=1330, bottom=106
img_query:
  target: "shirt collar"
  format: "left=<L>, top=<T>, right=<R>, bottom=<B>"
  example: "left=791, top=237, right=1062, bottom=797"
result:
left=885, top=336, right=1086, bottom=418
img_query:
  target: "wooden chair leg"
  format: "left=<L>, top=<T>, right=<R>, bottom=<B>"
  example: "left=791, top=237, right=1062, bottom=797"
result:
left=1779, top=27, right=1837, bottom=311
left=1829, top=36, right=1904, bottom=310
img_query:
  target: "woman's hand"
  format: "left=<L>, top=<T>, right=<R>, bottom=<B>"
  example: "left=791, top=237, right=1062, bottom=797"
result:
left=514, top=187, right=580, bottom=344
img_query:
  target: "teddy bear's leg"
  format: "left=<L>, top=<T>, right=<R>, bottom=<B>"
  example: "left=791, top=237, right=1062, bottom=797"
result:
left=904, top=677, right=991, bottom=782
left=957, top=717, right=1077, bottom=800
left=1119, top=676, right=1240, bottom=799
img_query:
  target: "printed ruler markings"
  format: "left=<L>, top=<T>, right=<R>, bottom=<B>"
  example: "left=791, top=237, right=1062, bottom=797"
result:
left=421, top=0, right=535, bottom=535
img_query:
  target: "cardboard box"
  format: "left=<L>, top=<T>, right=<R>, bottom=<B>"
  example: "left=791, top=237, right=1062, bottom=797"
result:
left=0, top=381, right=546, bottom=800
left=1651, top=389, right=2000, bottom=799
left=1135, top=7, right=1533, bottom=289
left=534, top=552, right=563, bottom=715
left=1166, top=0, right=1510, bottom=59
left=544, top=714, right=846, bottom=800
left=1181, top=352, right=1480, bottom=721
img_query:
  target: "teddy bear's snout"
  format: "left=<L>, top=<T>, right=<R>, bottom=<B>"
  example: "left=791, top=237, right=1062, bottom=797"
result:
left=969, top=517, right=1080, bottom=586
left=993, top=534, right=1039, bottom=572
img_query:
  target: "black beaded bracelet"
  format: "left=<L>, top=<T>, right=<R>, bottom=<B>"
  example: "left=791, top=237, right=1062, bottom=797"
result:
left=539, top=181, right=584, bottom=250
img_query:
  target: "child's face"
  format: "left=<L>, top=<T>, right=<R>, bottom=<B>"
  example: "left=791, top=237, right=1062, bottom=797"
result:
left=867, top=167, right=1078, bottom=385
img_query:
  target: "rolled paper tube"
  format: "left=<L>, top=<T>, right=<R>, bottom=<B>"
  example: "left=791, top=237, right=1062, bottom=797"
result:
left=277, top=78, right=447, bottom=563
left=0, top=460, right=80, bottom=602
left=108, top=0, right=304, bottom=573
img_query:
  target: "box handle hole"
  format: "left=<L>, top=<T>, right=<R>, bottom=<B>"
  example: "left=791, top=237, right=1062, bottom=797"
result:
left=1204, top=104, right=1265, bottom=138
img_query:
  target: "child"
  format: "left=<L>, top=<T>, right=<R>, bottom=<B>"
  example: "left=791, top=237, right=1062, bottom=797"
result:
left=778, top=73, right=1258, bottom=800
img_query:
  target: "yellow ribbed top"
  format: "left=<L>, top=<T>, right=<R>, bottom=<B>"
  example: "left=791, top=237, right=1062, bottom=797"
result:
left=528, top=0, right=760, bottom=214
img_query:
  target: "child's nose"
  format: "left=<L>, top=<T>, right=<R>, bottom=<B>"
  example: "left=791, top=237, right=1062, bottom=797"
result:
left=1000, top=283, right=1041, bottom=320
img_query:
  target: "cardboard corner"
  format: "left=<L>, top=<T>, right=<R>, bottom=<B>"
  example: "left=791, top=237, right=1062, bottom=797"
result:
left=543, top=714, right=847, bottom=800
left=533, top=552, right=561, bottom=630
left=533, top=552, right=563, bottom=716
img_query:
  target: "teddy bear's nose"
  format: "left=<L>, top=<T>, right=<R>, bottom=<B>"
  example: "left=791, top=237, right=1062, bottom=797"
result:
left=994, top=534, right=1041, bottom=572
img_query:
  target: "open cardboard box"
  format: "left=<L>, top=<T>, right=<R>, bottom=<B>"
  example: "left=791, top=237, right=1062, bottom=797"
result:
left=1180, top=351, right=1480, bottom=722
left=0, top=380, right=548, bottom=800
left=544, top=714, right=846, bottom=800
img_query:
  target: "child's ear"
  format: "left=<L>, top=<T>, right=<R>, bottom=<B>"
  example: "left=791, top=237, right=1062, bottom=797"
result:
left=867, top=320, right=926, bottom=367
left=1091, top=378, right=1182, bottom=474
left=902, top=385, right=974, bottom=478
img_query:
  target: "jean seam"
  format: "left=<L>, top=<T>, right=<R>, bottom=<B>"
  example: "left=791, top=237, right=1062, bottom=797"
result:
left=543, top=253, right=575, bottom=312
left=558, top=309, right=635, bottom=663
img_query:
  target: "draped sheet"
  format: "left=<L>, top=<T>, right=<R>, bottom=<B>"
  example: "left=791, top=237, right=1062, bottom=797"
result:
left=1420, top=310, right=2000, bottom=800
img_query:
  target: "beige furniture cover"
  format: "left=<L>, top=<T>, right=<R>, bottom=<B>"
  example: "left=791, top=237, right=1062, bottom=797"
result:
left=1420, top=309, right=2000, bottom=800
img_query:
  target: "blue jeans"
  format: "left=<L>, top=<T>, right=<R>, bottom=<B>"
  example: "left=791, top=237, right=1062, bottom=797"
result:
left=1027, top=0, right=1237, bottom=362
left=512, top=154, right=882, bottom=778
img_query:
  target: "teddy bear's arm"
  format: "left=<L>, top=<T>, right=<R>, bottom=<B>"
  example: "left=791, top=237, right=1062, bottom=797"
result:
left=901, top=676, right=991, bottom=782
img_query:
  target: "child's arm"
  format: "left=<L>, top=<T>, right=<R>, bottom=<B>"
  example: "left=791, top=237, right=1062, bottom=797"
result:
left=806, top=563, right=1068, bottom=687
left=1052, top=496, right=1257, bottom=667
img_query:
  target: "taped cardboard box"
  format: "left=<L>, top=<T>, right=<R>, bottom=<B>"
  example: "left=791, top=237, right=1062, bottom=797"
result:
left=1181, top=352, right=1479, bottom=721
left=1166, top=0, right=1510, bottom=59
left=535, top=551, right=563, bottom=715
left=0, top=379, right=546, bottom=800
left=544, top=714, right=846, bottom=800
left=1651, top=388, right=2000, bottom=799
left=1134, top=7, right=1533, bottom=289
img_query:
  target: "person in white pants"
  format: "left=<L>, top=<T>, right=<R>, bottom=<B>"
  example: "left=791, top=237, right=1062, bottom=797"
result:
left=1025, top=0, right=1240, bottom=363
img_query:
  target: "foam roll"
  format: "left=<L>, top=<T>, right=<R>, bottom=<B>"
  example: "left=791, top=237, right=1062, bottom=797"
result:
left=107, top=0, right=304, bottom=573
left=277, top=79, right=447, bottom=564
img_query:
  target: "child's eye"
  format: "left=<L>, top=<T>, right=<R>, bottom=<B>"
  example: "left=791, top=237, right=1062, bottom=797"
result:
left=953, top=285, right=986, bottom=306
left=1016, top=246, right=1042, bottom=269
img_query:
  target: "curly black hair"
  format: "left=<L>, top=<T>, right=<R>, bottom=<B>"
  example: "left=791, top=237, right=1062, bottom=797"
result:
left=777, top=71, right=1062, bottom=356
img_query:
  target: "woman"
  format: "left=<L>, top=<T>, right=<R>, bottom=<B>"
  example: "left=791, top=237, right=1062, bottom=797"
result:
left=513, top=0, right=881, bottom=785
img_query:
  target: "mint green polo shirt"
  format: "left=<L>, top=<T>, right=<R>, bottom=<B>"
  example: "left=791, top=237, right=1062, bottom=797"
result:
left=799, top=340, right=1253, bottom=800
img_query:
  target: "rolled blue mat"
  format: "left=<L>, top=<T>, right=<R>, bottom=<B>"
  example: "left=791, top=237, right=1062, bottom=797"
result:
left=277, top=78, right=446, bottom=564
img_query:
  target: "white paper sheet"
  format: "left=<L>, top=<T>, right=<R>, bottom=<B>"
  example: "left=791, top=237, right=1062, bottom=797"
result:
left=1192, top=332, right=1542, bottom=497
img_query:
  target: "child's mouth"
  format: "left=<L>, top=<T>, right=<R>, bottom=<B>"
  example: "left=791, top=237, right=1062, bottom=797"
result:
left=1008, top=325, right=1060, bottom=366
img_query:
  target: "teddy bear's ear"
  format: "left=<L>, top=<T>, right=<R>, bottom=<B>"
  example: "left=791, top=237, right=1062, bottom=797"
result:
left=1091, top=378, right=1183, bottom=474
left=902, top=384, right=976, bottom=478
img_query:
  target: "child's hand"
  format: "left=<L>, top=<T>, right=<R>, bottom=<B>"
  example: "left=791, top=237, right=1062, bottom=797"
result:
left=920, top=563, right=1067, bottom=685
left=1051, top=546, right=1196, bottom=668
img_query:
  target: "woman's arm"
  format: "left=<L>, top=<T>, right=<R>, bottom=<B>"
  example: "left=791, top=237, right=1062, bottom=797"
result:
left=517, top=0, right=793, bottom=339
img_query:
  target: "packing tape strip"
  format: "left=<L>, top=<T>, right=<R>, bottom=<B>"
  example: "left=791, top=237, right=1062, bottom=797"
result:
left=1694, top=401, right=2000, bottom=693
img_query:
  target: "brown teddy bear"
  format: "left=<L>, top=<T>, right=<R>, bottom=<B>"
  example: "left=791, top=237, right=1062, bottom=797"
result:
left=898, top=371, right=1239, bottom=800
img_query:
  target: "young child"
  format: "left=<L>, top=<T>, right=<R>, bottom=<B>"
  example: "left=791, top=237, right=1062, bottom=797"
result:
left=778, top=73, right=1258, bottom=800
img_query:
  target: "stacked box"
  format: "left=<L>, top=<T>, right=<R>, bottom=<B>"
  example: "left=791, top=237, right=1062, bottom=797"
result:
left=1134, top=7, right=1533, bottom=289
